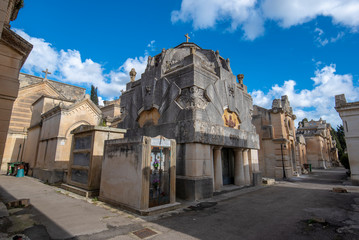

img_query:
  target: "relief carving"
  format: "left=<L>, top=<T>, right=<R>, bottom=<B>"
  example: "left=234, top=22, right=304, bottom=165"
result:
left=145, top=86, right=151, bottom=95
left=175, top=86, right=210, bottom=110
left=222, top=109, right=241, bottom=129
left=228, top=84, right=235, bottom=98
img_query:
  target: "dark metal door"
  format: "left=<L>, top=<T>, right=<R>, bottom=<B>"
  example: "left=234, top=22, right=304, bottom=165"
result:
left=222, top=148, right=234, bottom=185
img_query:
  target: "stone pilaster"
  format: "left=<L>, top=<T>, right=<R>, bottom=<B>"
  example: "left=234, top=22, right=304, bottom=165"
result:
left=234, top=148, right=245, bottom=186
left=213, top=147, right=223, bottom=191
left=243, top=149, right=250, bottom=186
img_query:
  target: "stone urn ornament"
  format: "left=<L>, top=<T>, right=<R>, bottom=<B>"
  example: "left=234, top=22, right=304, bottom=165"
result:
left=129, top=68, right=136, bottom=82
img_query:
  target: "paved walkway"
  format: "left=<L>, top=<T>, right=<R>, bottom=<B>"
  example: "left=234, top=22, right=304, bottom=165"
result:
left=1, top=168, right=359, bottom=239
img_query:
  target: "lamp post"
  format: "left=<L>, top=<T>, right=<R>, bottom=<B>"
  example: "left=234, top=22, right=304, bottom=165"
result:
left=281, top=143, right=287, bottom=179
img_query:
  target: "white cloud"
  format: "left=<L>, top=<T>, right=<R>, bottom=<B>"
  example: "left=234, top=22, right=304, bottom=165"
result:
left=314, top=27, right=344, bottom=47
left=261, top=0, right=359, bottom=29
left=251, top=64, right=359, bottom=127
left=171, top=0, right=261, bottom=39
left=14, top=29, right=58, bottom=74
left=14, top=29, right=149, bottom=100
left=330, top=31, right=344, bottom=42
left=314, top=27, right=329, bottom=47
left=172, top=0, right=359, bottom=40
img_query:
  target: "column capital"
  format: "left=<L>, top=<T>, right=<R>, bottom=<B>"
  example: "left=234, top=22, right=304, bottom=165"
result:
left=213, top=146, right=223, bottom=150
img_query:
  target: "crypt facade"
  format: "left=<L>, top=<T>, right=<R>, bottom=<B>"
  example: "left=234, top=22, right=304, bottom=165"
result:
left=117, top=41, right=260, bottom=200
left=252, top=96, right=302, bottom=179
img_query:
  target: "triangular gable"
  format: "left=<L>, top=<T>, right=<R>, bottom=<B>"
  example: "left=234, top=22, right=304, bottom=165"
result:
left=63, top=96, right=102, bottom=118
left=19, top=80, right=67, bottom=100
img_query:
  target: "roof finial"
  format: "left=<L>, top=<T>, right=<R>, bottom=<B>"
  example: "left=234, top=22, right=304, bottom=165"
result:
left=185, top=33, right=190, bottom=42
left=42, top=68, right=51, bottom=80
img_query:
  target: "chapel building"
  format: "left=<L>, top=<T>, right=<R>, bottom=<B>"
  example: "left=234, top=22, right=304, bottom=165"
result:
left=117, top=41, right=260, bottom=200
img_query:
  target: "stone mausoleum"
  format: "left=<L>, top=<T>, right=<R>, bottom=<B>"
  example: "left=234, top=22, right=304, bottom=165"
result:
left=117, top=41, right=260, bottom=200
left=296, top=118, right=339, bottom=168
left=252, top=96, right=302, bottom=179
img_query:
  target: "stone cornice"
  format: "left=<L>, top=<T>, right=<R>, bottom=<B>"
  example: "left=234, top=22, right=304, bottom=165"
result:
left=1, top=27, right=32, bottom=67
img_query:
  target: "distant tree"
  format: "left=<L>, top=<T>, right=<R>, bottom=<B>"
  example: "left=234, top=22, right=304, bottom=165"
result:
left=331, top=127, right=343, bottom=156
left=331, top=125, right=349, bottom=169
left=336, top=125, right=346, bottom=151
left=90, top=85, right=99, bottom=105
left=298, top=118, right=308, bottom=127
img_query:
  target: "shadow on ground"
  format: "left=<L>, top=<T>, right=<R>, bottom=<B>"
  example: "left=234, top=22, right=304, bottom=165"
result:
left=0, top=185, right=70, bottom=239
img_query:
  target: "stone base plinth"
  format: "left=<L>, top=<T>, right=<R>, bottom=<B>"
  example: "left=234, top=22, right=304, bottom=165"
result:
left=60, top=183, right=99, bottom=198
left=176, top=176, right=213, bottom=201
left=32, top=168, right=65, bottom=184
left=252, top=172, right=262, bottom=186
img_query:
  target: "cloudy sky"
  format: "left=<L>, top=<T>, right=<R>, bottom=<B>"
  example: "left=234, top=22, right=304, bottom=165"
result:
left=12, top=0, right=359, bottom=127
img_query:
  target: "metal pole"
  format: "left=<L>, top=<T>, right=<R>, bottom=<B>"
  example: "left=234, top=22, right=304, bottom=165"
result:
left=281, top=143, right=287, bottom=179
left=16, top=144, right=22, bottom=162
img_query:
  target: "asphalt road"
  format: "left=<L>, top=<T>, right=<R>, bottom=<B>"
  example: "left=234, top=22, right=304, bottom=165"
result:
left=1, top=168, right=359, bottom=240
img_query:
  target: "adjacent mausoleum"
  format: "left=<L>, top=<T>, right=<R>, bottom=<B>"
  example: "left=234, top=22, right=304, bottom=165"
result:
left=296, top=118, right=339, bottom=168
left=252, top=96, right=302, bottom=179
left=335, top=94, right=359, bottom=185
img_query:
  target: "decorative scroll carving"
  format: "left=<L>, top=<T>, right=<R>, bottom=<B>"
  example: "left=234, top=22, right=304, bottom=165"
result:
left=175, top=86, right=210, bottom=110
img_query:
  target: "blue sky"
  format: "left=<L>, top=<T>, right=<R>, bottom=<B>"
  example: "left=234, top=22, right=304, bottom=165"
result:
left=11, top=0, right=359, bottom=127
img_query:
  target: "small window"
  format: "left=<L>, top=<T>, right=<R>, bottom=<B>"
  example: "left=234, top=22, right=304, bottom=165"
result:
left=345, top=121, right=349, bottom=132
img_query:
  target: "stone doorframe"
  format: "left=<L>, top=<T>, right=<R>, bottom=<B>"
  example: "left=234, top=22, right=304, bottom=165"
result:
left=212, top=147, right=255, bottom=192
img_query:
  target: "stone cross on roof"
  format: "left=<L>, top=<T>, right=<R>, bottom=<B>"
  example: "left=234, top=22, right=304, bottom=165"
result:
left=42, top=68, right=51, bottom=80
left=185, top=33, right=190, bottom=42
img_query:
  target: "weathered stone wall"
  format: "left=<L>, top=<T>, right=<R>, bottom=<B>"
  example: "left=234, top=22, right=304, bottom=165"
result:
left=100, top=137, right=146, bottom=210
left=0, top=28, right=32, bottom=169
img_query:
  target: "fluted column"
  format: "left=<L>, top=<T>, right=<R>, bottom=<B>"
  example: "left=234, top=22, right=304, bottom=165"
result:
left=213, top=147, right=223, bottom=191
left=234, top=148, right=245, bottom=186
left=243, top=149, right=251, bottom=186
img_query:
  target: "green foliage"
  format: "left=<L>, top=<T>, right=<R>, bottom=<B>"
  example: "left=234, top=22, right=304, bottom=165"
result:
left=15, top=0, right=24, bottom=9
left=99, top=119, right=107, bottom=127
left=298, top=118, right=308, bottom=127
left=340, top=153, right=350, bottom=170
left=331, top=125, right=349, bottom=169
left=336, top=125, right=346, bottom=151
left=331, top=127, right=343, bottom=156
left=90, top=85, right=99, bottom=105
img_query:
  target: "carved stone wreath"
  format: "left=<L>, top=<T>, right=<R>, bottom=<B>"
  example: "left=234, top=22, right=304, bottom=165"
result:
left=175, top=86, right=209, bottom=110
